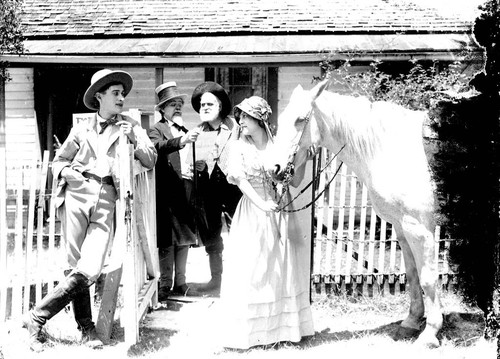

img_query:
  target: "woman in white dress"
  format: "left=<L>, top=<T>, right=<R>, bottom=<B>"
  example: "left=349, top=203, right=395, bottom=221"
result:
left=219, top=96, right=314, bottom=349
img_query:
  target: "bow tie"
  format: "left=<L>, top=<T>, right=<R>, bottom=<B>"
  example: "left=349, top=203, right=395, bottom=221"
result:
left=169, top=121, right=188, bottom=134
left=99, top=118, right=118, bottom=134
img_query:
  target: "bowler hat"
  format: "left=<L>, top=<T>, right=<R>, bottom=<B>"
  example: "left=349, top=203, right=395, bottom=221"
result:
left=191, top=82, right=232, bottom=119
left=155, top=81, right=188, bottom=110
left=83, top=69, right=133, bottom=110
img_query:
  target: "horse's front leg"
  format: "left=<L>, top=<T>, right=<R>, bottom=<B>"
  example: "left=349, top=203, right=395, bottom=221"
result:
left=399, top=216, right=443, bottom=348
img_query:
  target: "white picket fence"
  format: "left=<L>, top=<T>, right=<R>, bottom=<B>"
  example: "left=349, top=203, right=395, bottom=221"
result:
left=311, top=148, right=454, bottom=295
left=0, top=147, right=456, bottom=323
left=0, top=146, right=159, bottom=345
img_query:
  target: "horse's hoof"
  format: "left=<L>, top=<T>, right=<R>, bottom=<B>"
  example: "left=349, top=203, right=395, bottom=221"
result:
left=414, top=331, right=440, bottom=348
left=393, top=326, right=420, bottom=341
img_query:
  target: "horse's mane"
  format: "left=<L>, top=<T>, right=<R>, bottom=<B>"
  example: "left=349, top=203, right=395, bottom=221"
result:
left=315, top=90, right=425, bottom=159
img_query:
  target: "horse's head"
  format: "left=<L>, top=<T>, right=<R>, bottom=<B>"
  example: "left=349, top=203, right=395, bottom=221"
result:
left=269, top=78, right=329, bottom=183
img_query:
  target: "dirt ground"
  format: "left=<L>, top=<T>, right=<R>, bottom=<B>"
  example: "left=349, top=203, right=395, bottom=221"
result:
left=0, top=247, right=496, bottom=359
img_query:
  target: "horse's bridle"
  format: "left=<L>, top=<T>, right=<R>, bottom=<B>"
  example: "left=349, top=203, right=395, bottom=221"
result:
left=276, top=106, right=345, bottom=213
left=277, top=107, right=315, bottom=190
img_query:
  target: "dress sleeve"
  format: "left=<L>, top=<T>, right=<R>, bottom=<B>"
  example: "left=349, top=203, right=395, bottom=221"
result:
left=226, top=140, right=246, bottom=185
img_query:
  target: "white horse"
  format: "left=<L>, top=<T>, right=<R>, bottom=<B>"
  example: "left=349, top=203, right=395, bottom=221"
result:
left=270, top=79, right=442, bottom=347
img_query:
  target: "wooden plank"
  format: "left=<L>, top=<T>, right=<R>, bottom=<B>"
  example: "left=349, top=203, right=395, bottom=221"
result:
left=12, top=173, right=24, bottom=318
left=388, top=226, right=397, bottom=284
left=0, top=147, right=8, bottom=321
left=314, top=149, right=327, bottom=277
left=95, top=266, right=123, bottom=342
left=35, top=151, right=50, bottom=303
left=134, top=172, right=155, bottom=277
left=356, top=185, right=368, bottom=278
left=120, top=137, right=140, bottom=346
left=24, top=157, right=39, bottom=313
left=344, top=170, right=357, bottom=283
left=136, top=278, right=158, bottom=323
left=334, top=165, right=347, bottom=281
left=366, top=208, right=377, bottom=284
left=325, top=154, right=337, bottom=278
left=377, top=220, right=387, bottom=285
left=47, top=174, right=58, bottom=290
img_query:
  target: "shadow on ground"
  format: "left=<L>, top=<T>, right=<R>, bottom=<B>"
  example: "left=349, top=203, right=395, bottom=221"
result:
left=235, top=311, right=486, bottom=352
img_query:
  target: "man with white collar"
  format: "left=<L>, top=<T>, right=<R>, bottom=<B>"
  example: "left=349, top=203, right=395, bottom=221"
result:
left=148, top=82, right=200, bottom=300
left=188, top=82, right=242, bottom=297
left=23, top=69, right=156, bottom=352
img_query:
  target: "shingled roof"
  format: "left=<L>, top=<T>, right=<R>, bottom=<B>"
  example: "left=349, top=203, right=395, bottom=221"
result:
left=21, top=0, right=478, bottom=38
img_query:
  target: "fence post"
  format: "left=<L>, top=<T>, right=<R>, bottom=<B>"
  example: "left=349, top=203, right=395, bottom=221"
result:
left=0, top=146, right=7, bottom=321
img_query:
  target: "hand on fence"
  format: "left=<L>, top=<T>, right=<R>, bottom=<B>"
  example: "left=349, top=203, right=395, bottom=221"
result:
left=116, top=120, right=137, bottom=146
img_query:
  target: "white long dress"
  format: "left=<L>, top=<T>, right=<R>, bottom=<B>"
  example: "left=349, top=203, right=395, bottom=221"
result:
left=218, top=137, right=314, bottom=349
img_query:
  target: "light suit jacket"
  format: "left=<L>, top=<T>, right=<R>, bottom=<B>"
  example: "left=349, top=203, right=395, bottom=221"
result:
left=52, top=113, right=157, bottom=208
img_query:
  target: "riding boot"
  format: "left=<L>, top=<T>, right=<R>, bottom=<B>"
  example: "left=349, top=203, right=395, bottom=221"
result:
left=190, top=252, right=222, bottom=297
left=23, top=272, right=89, bottom=352
left=72, top=287, right=104, bottom=348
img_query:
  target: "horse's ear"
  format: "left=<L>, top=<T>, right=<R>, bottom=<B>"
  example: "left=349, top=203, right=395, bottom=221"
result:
left=291, top=84, right=304, bottom=99
left=310, top=78, right=329, bottom=102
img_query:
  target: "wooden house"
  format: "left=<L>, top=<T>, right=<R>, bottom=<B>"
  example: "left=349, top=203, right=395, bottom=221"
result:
left=0, top=0, right=484, bottom=179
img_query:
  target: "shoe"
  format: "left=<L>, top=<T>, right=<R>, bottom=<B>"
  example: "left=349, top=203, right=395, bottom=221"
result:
left=187, top=278, right=221, bottom=297
left=81, top=326, right=104, bottom=349
left=22, top=313, right=45, bottom=353
left=158, top=286, right=172, bottom=302
left=171, top=284, right=190, bottom=296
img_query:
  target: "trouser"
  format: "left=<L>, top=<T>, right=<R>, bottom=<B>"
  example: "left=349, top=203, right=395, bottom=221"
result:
left=159, top=245, right=189, bottom=288
left=60, top=179, right=117, bottom=282
left=203, top=164, right=242, bottom=255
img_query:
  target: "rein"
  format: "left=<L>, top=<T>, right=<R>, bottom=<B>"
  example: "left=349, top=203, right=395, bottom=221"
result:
left=275, top=104, right=345, bottom=213
left=277, top=145, right=344, bottom=213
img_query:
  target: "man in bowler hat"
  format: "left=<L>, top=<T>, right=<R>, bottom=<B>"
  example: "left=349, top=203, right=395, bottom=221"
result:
left=148, top=82, right=201, bottom=300
left=188, top=82, right=242, bottom=296
left=23, top=69, right=156, bottom=352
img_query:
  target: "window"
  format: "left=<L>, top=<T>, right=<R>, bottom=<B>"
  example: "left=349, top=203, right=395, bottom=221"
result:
left=205, top=67, right=278, bottom=127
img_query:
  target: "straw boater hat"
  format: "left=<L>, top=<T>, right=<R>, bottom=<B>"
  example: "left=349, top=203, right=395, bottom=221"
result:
left=191, top=82, right=232, bottom=119
left=83, top=69, right=133, bottom=111
left=155, top=81, right=188, bottom=110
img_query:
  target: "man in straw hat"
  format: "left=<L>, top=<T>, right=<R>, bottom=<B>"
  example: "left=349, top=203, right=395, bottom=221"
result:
left=148, top=81, right=201, bottom=300
left=187, top=82, right=242, bottom=297
left=23, top=69, right=156, bottom=352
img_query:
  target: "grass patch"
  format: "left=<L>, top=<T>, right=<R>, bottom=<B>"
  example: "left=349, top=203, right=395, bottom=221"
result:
left=0, top=291, right=495, bottom=359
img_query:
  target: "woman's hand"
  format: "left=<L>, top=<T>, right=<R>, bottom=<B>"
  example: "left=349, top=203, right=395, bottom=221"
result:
left=259, top=199, right=278, bottom=212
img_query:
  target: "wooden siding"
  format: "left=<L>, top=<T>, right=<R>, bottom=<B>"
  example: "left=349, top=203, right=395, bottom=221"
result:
left=277, top=66, right=321, bottom=116
left=5, top=68, right=39, bottom=187
left=119, top=67, right=157, bottom=114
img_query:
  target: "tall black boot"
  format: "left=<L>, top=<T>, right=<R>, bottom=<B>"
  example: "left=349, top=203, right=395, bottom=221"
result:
left=72, top=287, right=103, bottom=348
left=23, top=272, right=89, bottom=352
left=189, top=252, right=222, bottom=297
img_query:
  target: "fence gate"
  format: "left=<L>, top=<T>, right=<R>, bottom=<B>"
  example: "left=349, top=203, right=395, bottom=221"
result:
left=96, top=136, right=159, bottom=345
left=0, top=138, right=159, bottom=347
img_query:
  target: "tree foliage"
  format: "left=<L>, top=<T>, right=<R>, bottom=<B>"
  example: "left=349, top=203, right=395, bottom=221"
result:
left=319, top=57, right=475, bottom=112
left=0, top=0, right=25, bottom=82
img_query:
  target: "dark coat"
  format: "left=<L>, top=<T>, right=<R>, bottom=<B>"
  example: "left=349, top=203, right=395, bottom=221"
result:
left=148, top=120, right=197, bottom=248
